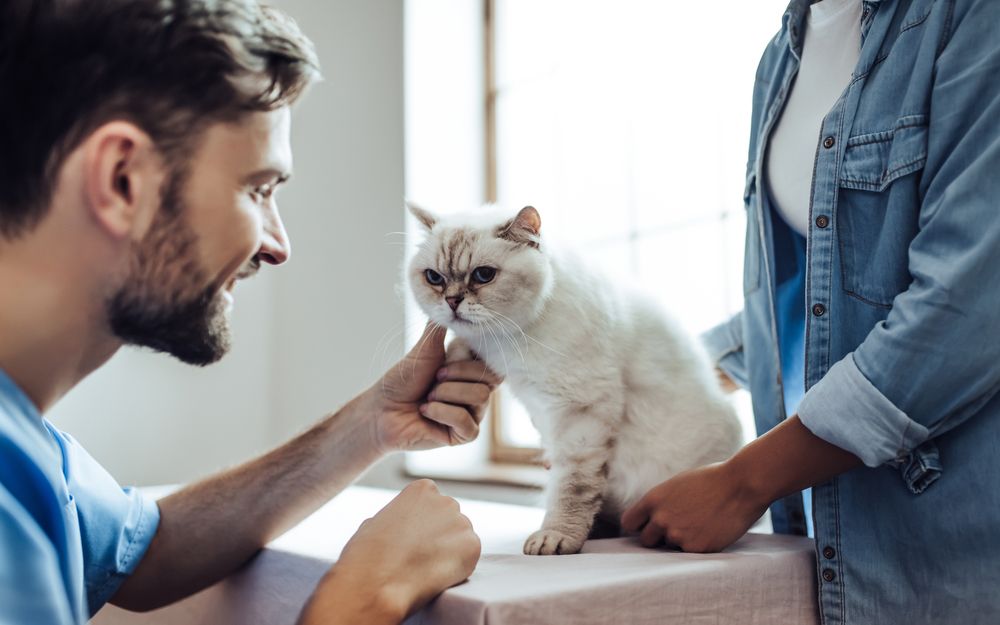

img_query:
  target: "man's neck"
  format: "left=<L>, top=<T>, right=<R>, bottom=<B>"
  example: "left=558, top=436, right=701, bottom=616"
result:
left=0, top=226, right=120, bottom=414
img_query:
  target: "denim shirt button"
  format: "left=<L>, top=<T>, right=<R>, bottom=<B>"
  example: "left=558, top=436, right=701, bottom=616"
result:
left=822, top=136, right=836, bottom=149
left=823, top=546, right=836, bottom=559
left=812, top=303, right=826, bottom=317
left=822, top=569, right=837, bottom=582
left=815, top=215, right=829, bottom=228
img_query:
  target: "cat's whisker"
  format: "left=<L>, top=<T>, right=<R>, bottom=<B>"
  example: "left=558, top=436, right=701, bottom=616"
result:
left=489, top=312, right=526, bottom=356
left=371, top=320, right=406, bottom=376
left=482, top=317, right=509, bottom=377
left=373, top=318, right=428, bottom=376
left=476, top=320, right=489, bottom=356
left=484, top=311, right=525, bottom=363
left=487, top=307, right=570, bottom=359
left=462, top=319, right=491, bottom=384
left=484, top=308, right=531, bottom=349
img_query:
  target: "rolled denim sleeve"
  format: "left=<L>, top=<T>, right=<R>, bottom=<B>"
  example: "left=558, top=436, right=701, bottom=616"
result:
left=700, top=311, right=748, bottom=389
left=798, top=0, right=1000, bottom=467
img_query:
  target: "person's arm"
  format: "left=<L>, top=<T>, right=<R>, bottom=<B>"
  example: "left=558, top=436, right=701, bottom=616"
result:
left=111, top=323, right=500, bottom=613
left=621, top=415, right=860, bottom=553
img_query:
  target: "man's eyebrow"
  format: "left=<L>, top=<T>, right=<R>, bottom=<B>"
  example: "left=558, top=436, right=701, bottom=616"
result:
left=243, top=168, right=292, bottom=187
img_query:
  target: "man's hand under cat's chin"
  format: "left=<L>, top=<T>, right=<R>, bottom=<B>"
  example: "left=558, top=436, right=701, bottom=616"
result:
left=620, top=462, right=769, bottom=554
left=366, top=323, right=502, bottom=454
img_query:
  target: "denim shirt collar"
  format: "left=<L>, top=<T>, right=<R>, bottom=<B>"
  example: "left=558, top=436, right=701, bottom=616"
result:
left=782, top=0, right=889, bottom=56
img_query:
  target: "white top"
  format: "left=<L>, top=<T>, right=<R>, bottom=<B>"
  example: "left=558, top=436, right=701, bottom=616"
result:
left=766, top=0, right=863, bottom=236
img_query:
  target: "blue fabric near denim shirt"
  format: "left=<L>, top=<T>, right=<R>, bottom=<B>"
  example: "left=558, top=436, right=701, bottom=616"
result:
left=0, top=369, right=160, bottom=623
left=702, top=0, right=1000, bottom=622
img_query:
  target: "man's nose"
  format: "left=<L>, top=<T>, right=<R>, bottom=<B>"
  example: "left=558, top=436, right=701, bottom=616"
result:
left=446, top=295, right=464, bottom=311
left=258, top=204, right=291, bottom=266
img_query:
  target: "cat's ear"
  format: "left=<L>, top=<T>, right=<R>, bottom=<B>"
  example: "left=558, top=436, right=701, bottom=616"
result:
left=497, top=206, right=541, bottom=247
left=406, top=201, right=437, bottom=230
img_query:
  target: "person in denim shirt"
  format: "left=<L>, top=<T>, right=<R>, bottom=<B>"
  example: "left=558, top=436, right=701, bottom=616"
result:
left=621, top=0, right=1000, bottom=623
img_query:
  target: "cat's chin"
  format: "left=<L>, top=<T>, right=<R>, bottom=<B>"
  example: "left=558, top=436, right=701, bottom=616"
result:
left=444, top=314, right=477, bottom=328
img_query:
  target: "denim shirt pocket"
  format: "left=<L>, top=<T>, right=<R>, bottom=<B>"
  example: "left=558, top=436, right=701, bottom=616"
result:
left=743, top=171, right=762, bottom=295
left=836, top=117, right=928, bottom=307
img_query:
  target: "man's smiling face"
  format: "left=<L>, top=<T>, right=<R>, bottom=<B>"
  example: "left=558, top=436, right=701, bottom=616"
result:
left=107, top=107, right=293, bottom=365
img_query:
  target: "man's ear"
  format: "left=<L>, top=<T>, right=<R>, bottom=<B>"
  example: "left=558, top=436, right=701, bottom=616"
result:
left=81, top=121, right=164, bottom=240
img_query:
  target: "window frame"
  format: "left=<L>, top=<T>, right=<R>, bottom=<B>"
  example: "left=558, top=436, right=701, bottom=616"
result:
left=483, top=0, right=546, bottom=465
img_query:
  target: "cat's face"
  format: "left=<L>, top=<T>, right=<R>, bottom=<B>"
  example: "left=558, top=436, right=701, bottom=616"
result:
left=407, top=205, right=553, bottom=333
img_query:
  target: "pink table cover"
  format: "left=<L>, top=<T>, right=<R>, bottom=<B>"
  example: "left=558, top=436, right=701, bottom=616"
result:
left=92, top=486, right=819, bottom=625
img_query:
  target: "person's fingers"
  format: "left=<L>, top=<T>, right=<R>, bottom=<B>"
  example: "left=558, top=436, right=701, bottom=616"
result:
left=639, top=521, right=664, bottom=548
left=419, top=420, right=452, bottom=447
left=429, top=381, right=491, bottom=407
left=621, top=497, right=652, bottom=533
left=420, top=402, right=479, bottom=442
left=437, top=361, right=504, bottom=387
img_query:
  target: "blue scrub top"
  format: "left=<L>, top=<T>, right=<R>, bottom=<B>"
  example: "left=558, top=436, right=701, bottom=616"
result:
left=0, top=369, right=160, bottom=623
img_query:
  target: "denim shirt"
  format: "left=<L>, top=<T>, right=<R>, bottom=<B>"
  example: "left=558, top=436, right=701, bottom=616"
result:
left=702, top=0, right=1000, bottom=622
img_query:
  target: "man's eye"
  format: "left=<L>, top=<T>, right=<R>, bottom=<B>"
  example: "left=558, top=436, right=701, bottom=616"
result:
left=250, top=182, right=278, bottom=203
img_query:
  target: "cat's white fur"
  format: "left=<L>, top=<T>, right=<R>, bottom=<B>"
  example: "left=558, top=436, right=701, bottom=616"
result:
left=407, top=204, right=742, bottom=555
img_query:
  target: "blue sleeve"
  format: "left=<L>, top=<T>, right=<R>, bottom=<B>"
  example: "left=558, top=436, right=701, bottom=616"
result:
left=47, top=427, right=161, bottom=616
left=0, top=484, right=79, bottom=625
left=798, top=0, right=1000, bottom=467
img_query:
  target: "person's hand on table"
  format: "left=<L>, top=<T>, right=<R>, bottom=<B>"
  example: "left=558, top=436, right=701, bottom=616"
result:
left=299, top=479, right=481, bottom=625
left=623, top=415, right=862, bottom=553
left=621, top=462, right=768, bottom=553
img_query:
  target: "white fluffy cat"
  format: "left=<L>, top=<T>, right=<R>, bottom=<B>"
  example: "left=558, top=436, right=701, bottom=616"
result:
left=407, top=204, right=742, bottom=555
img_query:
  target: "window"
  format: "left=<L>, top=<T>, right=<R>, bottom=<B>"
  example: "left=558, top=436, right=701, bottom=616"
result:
left=405, top=0, right=788, bottom=482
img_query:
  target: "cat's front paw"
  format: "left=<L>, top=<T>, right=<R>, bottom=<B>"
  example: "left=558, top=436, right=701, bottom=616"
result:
left=445, top=338, right=475, bottom=365
left=523, top=528, right=585, bottom=555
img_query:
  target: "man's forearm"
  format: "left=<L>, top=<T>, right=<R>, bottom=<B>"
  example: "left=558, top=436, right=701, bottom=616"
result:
left=730, top=415, right=863, bottom=506
left=113, top=389, right=385, bottom=611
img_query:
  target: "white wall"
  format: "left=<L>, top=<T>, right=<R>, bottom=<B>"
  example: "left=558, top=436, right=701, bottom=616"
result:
left=48, top=0, right=407, bottom=487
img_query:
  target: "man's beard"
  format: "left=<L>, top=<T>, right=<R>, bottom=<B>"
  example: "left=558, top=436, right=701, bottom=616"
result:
left=106, top=171, right=234, bottom=366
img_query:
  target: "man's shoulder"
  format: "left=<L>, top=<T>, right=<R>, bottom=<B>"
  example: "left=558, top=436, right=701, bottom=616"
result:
left=0, top=415, right=71, bottom=544
left=0, top=480, right=82, bottom=624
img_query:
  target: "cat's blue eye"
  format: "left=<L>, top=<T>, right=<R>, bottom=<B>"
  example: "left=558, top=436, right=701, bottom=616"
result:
left=425, top=269, right=445, bottom=286
left=472, top=266, right=496, bottom=284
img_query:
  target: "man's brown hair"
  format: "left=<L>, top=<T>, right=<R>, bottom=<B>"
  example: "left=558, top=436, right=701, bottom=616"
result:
left=0, top=0, right=320, bottom=238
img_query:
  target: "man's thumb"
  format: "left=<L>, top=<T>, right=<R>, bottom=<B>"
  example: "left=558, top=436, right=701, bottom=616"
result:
left=407, top=322, right=446, bottom=361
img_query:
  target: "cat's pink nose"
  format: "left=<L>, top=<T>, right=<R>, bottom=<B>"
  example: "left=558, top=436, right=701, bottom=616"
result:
left=446, top=296, right=464, bottom=311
